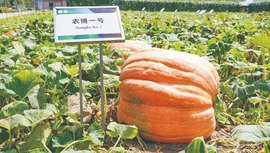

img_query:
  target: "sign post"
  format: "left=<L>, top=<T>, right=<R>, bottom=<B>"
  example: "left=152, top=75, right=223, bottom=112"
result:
left=77, top=44, right=83, bottom=124
left=53, top=6, right=125, bottom=128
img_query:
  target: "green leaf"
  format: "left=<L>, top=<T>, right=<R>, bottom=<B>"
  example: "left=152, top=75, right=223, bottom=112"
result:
left=0, top=83, right=16, bottom=97
left=52, top=132, right=73, bottom=148
left=108, top=147, right=129, bottom=153
left=34, top=63, right=50, bottom=76
left=234, top=61, right=248, bottom=69
left=28, top=84, right=47, bottom=109
left=24, top=39, right=36, bottom=50
left=73, top=139, right=91, bottom=151
left=248, top=97, right=263, bottom=105
left=61, top=149, right=96, bottom=153
left=61, top=46, right=78, bottom=54
left=180, top=137, right=217, bottom=153
left=207, top=145, right=218, bottom=153
left=12, top=41, right=25, bottom=55
left=66, top=64, right=79, bottom=78
left=254, top=80, right=270, bottom=92
left=17, top=122, right=52, bottom=152
left=229, top=47, right=244, bottom=59
left=0, top=114, right=31, bottom=130
left=106, top=122, right=138, bottom=139
left=180, top=137, right=208, bottom=153
left=73, top=124, right=85, bottom=140
left=24, top=109, right=54, bottom=126
left=7, top=70, right=42, bottom=99
left=1, top=58, right=15, bottom=67
left=233, top=83, right=255, bottom=99
left=1, top=101, right=29, bottom=116
left=45, top=103, right=58, bottom=114
left=87, top=122, right=104, bottom=146
left=0, top=73, right=12, bottom=83
left=0, top=128, right=9, bottom=144
left=251, top=33, right=270, bottom=49
left=1, top=148, right=18, bottom=153
left=49, top=62, right=69, bottom=73
left=232, top=125, right=270, bottom=143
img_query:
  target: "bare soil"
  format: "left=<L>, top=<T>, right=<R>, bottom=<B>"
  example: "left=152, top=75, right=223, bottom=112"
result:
left=106, top=100, right=264, bottom=153
left=105, top=125, right=263, bottom=153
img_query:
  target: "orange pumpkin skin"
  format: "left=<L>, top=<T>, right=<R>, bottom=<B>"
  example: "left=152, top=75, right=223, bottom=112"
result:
left=107, top=40, right=151, bottom=59
left=117, top=48, right=220, bottom=143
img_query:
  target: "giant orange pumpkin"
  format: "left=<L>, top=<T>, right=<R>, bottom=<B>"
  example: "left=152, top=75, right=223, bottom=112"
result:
left=117, top=48, right=220, bottom=143
left=107, top=40, right=151, bottom=59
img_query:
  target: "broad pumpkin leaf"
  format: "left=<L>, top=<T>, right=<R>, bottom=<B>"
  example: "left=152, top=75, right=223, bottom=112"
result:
left=0, top=73, right=12, bottom=83
left=232, top=125, right=270, bottom=142
left=1, top=101, right=29, bottom=116
left=7, top=70, right=42, bottom=100
left=229, top=47, right=245, bottom=59
left=251, top=33, right=270, bottom=49
left=73, top=139, right=91, bottom=151
left=44, top=103, right=58, bottom=114
left=17, top=122, right=52, bottom=152
left=24, top=109, right=54, bottom=126
left=60, top=46, right=78, bottom=54
left=180, top=137, right=217, bottom=153
left=106, top=122, right=138, bottom=139
left=233, top=61, right=248, bottom=69
left=24, top=38, right=36, bottom=50
left=0, top=114, right=31, bottom=131
left=86, top=122, right=104, bottom=146
left=27, top=84, right=47, bottom=109
left=34, top=63, right=50, bottom=76
left=20, top=148, right=48, bottom=153
left=232, top=83, right=255, bottom=99
left=248, top=97, right=263, bottom=106
left=108, top=147, right=129, bottom=153
left=69, top=124, right=86, bottom=140
left=61, top=149, right=95, bottom=153
left=0, top=112, right=4, bottom=120
left=0, top=44, right=8, bottom=54
left=12, top=41, right=25, bottom=55
left=1, top=148, right=18, bottom=153
left=266, top=62, right=270, bottom=69
left=49, top=62, right=69, bottom=74
left=0, top=128, right=9, bottom=144
left=66, top=64, right=79, bottom=78
left=0, top=83, right=15, bottom=97
left=52, top=132, right=73, bottom=148
left=254, top=80, right=270, bottom=92
left=1, top=58, right=15, bottom=67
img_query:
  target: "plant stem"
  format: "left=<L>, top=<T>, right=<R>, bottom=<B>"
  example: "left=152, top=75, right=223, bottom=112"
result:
left=113, top=136, right=121, bottom=148
left=8, top=130, right=12, bottom=150
left=261, top=50, right=266, bottom=80
left=42, top=142, right=52, bottom=153
left=264, top=142, right=269, bottom=153
left=137, top=135, right=146, bottom=151
left=108, top=136, right=122, bottom=153
left=62, top=76, right=74, bottom=96
left=60, top=140, right=81, bottom=153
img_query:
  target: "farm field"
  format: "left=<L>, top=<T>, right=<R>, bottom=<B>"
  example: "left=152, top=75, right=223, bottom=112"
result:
left=0, top=9, right=270, bottom=153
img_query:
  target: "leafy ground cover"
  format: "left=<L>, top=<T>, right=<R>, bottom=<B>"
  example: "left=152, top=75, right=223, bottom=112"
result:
left=0, top=10, right=269, bottom=152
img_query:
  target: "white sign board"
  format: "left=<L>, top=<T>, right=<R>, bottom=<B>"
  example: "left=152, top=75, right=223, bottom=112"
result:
left=53, top=6, right=125, bottom=43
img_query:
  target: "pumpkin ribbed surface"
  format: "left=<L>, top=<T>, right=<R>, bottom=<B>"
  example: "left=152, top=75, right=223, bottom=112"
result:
left=117, top=48, right=220, bottom=143
left=107, top=40, right=151, bottom=59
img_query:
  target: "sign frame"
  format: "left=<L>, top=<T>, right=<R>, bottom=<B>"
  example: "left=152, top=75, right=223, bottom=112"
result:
left=53, top=6, right=125, bottom=44
left=53, top=6, right=125, bottom=128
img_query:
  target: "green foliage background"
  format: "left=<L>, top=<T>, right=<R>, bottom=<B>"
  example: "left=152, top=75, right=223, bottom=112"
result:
left=0, top=9, right=269, bottom=152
